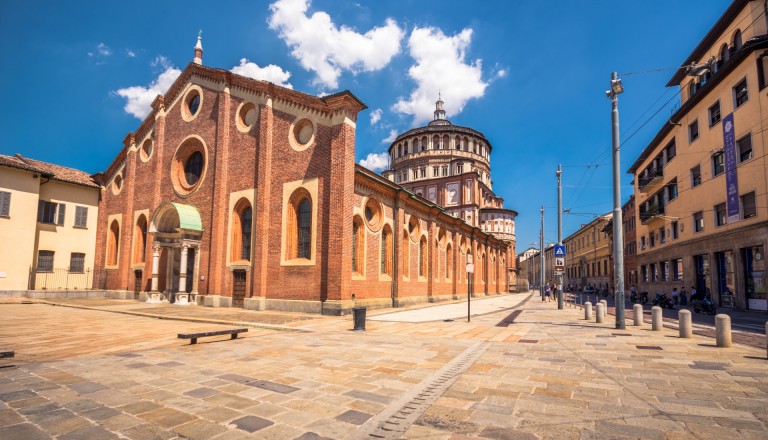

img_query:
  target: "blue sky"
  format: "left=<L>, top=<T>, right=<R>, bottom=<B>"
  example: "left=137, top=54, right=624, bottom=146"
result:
left=0, top=0, right=731, bottom=252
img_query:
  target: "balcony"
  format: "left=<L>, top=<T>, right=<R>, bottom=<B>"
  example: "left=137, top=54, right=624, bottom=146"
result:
left=638, top=168, right=663, bottom=192
left=639, top=203, right=664, bottom=224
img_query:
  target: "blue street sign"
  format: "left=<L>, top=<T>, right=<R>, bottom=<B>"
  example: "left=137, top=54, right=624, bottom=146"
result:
left=554, top=245, right=566, bottom=257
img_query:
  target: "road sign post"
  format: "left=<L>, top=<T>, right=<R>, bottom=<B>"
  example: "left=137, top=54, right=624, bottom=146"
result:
left=466, top=255, right=474, bottom=322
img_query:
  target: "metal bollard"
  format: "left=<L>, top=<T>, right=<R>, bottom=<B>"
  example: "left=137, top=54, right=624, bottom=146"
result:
left=633, top=304, right=643, bottom=326
left=715, top=314, right=732, bottom=348
left=651, top=306, right=663, bottom=331
left=585, top=302, right=592, bottom=320
left=596, top=303, right=604, bottom=323
left=678, top=309, right=692, bottom=338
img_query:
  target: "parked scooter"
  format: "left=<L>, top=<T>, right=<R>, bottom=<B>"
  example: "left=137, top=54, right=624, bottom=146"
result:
left=691, top=295, right=717, bottom=315
left=652, top=293, right=675, bottom=309
left=631, top=290, right=649, bottom=304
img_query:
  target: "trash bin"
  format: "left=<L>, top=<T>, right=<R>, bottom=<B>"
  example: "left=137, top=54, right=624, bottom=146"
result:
left=352, top=307, right=367, bottom=331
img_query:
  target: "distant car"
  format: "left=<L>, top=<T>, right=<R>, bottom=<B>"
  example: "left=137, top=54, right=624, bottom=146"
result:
left=583, top=287, right=598, bottom=294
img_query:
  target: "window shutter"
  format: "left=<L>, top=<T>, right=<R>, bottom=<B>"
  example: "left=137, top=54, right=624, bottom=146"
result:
left=0, top=192, right=9, bottom=216
left=75, top=206, right=88, bottom=227
left=38, top=200, right=45, bottom=222
left=57, top=203, right=66, bottom=226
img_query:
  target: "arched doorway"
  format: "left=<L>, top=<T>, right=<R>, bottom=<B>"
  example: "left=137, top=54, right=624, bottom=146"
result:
left=148, top=202, right=204, bottom=305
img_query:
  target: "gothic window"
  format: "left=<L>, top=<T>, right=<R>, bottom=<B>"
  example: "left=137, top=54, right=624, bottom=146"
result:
left=107, top=220, right=120, bottom=266
left=231, top=199, right=253, bottom=262
left=381, top=226, right=392, bottom=275
left=133, top=214, right=148, bottom=264
left=419, top=237, right=427, bottom=277
left=287, top=189, right=312, bottom=260
left=352, top=217, right=365, bottom=273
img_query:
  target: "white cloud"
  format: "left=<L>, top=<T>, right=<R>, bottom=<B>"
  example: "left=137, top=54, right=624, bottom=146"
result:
left=97, top=43, right=112, bottom=56
left=126, top=49, right=137, bottom=58
left=268, top=0, right=404, bottom=89
left=382, top=129, right=398, bottom=143
left=151, top=55, right=173, bottom=70
left=115, top=66, right=181, bottom=119
left=392, top=27, right=489, bottom=125
left=231, top=58, right=293, bottom=89
left=370, top=108, right=382, bottom=125
left=359, top=152, right=389, bottom=171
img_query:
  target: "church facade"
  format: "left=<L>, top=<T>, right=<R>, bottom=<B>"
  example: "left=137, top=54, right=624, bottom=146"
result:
left=93, top=38, right=514, bottom=314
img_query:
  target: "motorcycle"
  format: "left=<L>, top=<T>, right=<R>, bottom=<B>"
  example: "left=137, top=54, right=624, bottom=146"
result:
left=692, top=296, right=717, bottom=315
left=652, top=293, right=675, bottom=309
left=630, top=291, right=648, bottom=304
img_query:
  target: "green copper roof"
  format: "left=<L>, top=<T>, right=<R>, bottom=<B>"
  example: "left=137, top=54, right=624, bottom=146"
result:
left=170, top=202, right=203, bottom=232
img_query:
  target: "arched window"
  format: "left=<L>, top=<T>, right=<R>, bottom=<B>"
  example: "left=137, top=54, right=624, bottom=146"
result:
left=432, top=135, right=440, bottom=150
left=231, top=199, right=252, bottom=262
left=733, top=29, right=742, bottom=51
left=107, top=220, right=120, bottom=266
left=446, top=244, right=453, bottom=280
left=287, top=189, right=312, bottom=260
left=133, top=215, right=147, bottom=264
left=419, top=237, right=427, bottom=277
left=381, top=226, right=392, bottom=275
left=352, top=216, right=364, bottom=273
left=443, top=134, right=450, bottom=150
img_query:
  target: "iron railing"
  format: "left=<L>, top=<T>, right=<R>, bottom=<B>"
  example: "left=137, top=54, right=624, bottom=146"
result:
left=28, top=267, right=106, bottom=290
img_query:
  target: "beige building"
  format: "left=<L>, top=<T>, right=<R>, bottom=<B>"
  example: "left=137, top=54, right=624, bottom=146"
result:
left=0, top=154, right=100, bottom=291
left=563, top=213, right=614, bottom=292
left=628, top=0, right=768, bottom=311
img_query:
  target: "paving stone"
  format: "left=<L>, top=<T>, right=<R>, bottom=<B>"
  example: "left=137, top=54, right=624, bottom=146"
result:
left=68, top=381, right=108, bottom=394
left=334, top=409, right=371, bottom=425
left=0, top=408, right=25, bottom=426
left=229, top=414, right=274, bottom=432
left=17, top=401, right=61, bottom=415
left=714, top=417, right=764, bottom=430
left=121, top=423, right=179, bottom=440
left=415, top=413, right=478, bottom=435
left=294, top=432, right=334, bottom=440
left=343, top=389, right=394, bottom=404
left=246, top=379, right=300, bottom=394
left=118, top=400, right=163, bottom=415
left=138, top=407, right=197, bottom=428
left=479, top=426, right=538, bottom=439
left=0, top=422, right=51, bottom=440
left=173, top=418, right=229, bottom=439
left=185, top=387, right=220, bottom=399
left=0, top=389, right=37, bottom=402
left=58, top=424, right=120, bottom=440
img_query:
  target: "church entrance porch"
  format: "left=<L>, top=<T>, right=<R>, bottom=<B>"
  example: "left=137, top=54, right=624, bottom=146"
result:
left=148, top=202, right=203, bottom=305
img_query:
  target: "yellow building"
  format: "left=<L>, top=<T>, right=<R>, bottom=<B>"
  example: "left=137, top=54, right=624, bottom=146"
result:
left=0, top=154, right=100, bottom=293
left=563, top=213, right=613, bottom=292
left=628, top=0, right=768, bottom=311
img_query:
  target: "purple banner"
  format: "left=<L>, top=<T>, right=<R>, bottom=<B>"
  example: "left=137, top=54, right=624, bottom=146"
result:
left=722, top=113, right=739, bottom=223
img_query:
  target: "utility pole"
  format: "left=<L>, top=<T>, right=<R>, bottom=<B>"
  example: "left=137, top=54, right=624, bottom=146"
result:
left=540, top=206, right=545, bottom=301
left=608, top=71, right=626, bottom=329
left=557, top=164, right=563, bottom=310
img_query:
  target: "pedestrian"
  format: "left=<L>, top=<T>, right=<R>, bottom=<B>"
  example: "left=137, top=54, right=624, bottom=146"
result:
left=680, top=286, right=687, bottom=307
left=672, top=287, right=679, bottom=306
left=553, top=282, right=559, bottom=301
left=545, top=281, right=552, bottom=302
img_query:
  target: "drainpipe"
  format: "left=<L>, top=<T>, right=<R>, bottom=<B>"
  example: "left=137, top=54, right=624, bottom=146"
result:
left=391, top=189, right=401, bottom=308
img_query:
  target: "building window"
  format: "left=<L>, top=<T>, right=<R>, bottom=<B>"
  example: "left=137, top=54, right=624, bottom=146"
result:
left=287, top=190, right=312, bottom=260
left=671, top=221, right=679, bottom=240
left=733, top=78, right=748, bottom=108
left=665, top=140, right=676, bottom=162
left=352, top=217, right=364, bottom=273
left=0, top=191, right=10, bottom=216
left=651, top=263, right=658, bottom=282
left=708, top=101, right=721, bottom=126
left=433, top=167, right=439, bottom=177
left=70, top=253, right=85, bottom=273
left=691, top=165, right=701, bottom=187
left=231, top=200, right=252, bottom=262
left=715, top=202, right=727, bottom=226
left=688, top=120, right=699, bottom=143
left=420, top=168, right=426, bottom=178
left=673, top=258, right=683, bottom=281
left=660, top=227, right=666, bottom=243
left=641, top=265, right=647, bottom=282
left=457, top=164, right=463, bottom=174
left=661, top=261, right=669, bottom=281
left=37, top=250, right=54, bottom=272
left=442, top=167, right=448, bottom=177
left=712, top=152, right=725, bottom=176
left=107, top=220, right=120, bottom=266
left=446, top=244, right=453, bottom=279
left=693, top=211, right=704, bottom=232
left=133, top=215, right=148, bottom=264
left=640, top=236, right=646, bottom=250
left=741, top=191, right=757, bottom=219
left=738, top=134, right=752, bottom=162
left=419, top=237, right=426, bottom=277
left=74, top=206, right=88, bottom=228
left=381, top=226, right=392, bottom=275
left=38, top=201, right=65, bottom=225
left=649, top=232, right=655, bottom=248
left=184, top=151, right=204, bottom=186
left=402, top=231, right=410, bottom=277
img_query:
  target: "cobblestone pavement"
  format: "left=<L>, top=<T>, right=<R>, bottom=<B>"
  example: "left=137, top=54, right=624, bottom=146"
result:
left=0, top=295, right=766, bottom=439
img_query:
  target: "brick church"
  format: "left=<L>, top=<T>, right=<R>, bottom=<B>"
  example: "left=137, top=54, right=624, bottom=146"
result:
left=94, top=37, right=515, bottom=314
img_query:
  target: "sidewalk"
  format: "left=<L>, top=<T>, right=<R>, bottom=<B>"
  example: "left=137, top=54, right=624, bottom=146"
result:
left=0, top=294, right=766, bottom=439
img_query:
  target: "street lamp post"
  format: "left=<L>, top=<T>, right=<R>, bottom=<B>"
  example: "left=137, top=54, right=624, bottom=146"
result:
left=540, top=206, right=545, bottom=301
left=607, top=71, right=626, bottom=329
left=557, top=164, right=563, bottom=310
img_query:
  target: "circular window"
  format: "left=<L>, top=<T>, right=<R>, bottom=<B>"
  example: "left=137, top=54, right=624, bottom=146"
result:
left=111, top=173, right=123, bottom=195
left=289, top=117, right=315, bottom=151
left=363, top=198, right=382, bottom=231
left=236, top=102, right=258, bottom=132
left=182, top=86, right=204, bottom=122
left=408, top=216, right=420, bottom=242
left=140, top=139, right=153, bottom=162
left=171, top=137, right=207, bottom=197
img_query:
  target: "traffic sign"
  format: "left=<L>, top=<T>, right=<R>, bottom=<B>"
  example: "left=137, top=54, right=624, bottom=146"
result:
left=555, top=268, right=564, bottom=276
left=554, top=245, right=566, bottom=257
left=555, top=257, right=565, bottom=267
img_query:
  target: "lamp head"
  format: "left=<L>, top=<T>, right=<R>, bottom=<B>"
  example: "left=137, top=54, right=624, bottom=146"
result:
left=610, top=78, right=624, bottom=95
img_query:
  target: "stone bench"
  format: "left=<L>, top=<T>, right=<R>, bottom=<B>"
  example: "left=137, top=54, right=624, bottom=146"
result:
left=177, top=328, right=248, bottom=345
left=0, top=351, right=15, bottom=359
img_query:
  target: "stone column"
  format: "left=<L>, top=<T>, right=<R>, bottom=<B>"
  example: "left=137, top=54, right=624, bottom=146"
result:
left=148, top=244, right=162, bottom=303
left=176, top=245, right=190, bottom=305
left=192, top=244, right=201, bottom=295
